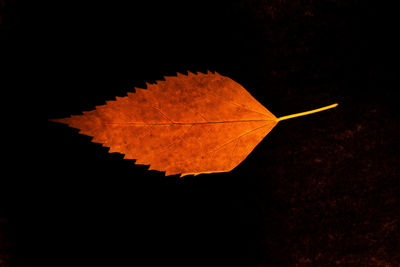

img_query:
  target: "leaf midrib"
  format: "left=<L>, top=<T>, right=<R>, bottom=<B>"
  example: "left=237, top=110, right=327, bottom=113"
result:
left=105, top=119, right=275, bottom=126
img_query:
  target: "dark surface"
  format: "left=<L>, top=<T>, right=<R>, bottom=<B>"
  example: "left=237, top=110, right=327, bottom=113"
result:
left=2, top=0, right=399, bottom=266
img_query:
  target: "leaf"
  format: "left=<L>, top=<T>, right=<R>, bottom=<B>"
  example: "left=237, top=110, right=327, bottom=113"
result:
left=51, top=71, right=337, bottom=176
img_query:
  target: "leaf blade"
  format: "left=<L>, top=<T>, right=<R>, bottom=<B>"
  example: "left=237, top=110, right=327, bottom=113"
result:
left=52, top=71, right=278, bottom=176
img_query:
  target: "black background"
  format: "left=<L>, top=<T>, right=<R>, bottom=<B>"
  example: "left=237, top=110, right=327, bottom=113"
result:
left=1, top=0, right=399, bottom=266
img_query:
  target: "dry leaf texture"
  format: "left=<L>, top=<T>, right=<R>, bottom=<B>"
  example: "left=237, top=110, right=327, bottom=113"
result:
left=52, top=71, right=278, bottom=176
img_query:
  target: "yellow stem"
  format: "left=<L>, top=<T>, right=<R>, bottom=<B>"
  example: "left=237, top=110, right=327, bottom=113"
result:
left=276, top=103, right=338, bottom=122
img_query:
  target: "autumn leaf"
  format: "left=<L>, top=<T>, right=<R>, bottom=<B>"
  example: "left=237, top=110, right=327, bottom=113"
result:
left=51, top=71, right=337, bottom=176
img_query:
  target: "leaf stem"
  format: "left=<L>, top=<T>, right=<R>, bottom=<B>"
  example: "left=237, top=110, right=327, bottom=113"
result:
left=276, top=103, right=338, bottom=122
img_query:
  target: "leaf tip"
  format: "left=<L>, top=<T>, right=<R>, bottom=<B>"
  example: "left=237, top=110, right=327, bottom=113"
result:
left=48, top=117, right=70, bottom=125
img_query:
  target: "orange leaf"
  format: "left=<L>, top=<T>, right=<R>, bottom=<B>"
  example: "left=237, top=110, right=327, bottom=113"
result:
left=51, top=71, right=337, bottom=176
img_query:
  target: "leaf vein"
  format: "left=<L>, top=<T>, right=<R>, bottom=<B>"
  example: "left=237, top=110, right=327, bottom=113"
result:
left=208, top=123, right=269, bottom=155
left=105, top=119, right=273, bottom=126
